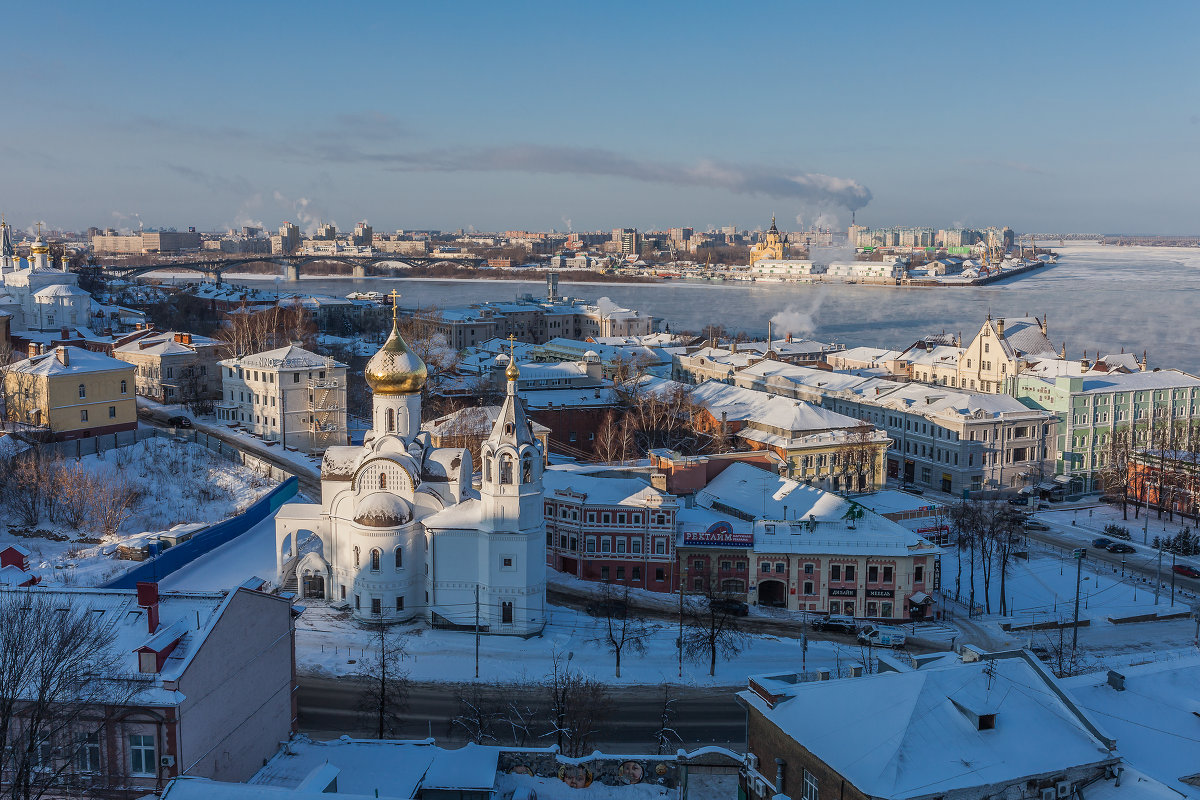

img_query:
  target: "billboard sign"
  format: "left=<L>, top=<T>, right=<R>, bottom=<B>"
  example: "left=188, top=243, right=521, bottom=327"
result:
left=682, top=521, right=753, bottom=548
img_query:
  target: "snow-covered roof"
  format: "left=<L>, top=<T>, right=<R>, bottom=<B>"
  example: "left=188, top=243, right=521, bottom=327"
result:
left=689, top=381, right=862, bottom=434
left=223, top=345, right=344, bottom=371
left=1063, top=655, right=1200, bottom=799
left=10, top=346, right=133, bottom=377
left=1078, top=369, right=1200, bottom=394
left=544, top=467, right=676, bottom=508
left=422, top=496, right=482, bottom=530
left=32, top=283, right=90, bottom=297
left=741, top=654, right=1117, bottom=800
left=425, top=406, right=550, bottom=438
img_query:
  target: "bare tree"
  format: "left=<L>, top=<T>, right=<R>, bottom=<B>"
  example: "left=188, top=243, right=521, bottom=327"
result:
left=652, top=686, right=681, bottom=755
left=0, top=590, right=135, bottom=800
left=451, top=685, right=499, bottom=745
left=216, top=300, right=316, bottom=358
left=589, top=584, right=655, bottom=678
left=543, top=650, right=612, bottom=758
left=1099, top=425, right=1135, bottom=520
left=356, top=618, right=411, bottom=739
left=0, top=449, right=48, bottom=527
left=835, top=423, right=881, bottom=492
left=593, top=411, right=634, bottom=463
left=682, top=582, right=748, bottom=677
left=89, top=469, right=142, bottom=539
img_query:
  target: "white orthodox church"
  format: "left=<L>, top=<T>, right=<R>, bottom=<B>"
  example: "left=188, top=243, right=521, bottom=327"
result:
left=0, top=222, right=93, bottom=333
left=275, top=310, right=547, bottom=634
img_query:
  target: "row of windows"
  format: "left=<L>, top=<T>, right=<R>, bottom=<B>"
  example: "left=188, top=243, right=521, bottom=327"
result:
left=583, top=536, right=668, bottom=555
left=79, top=406, right=119, bottom=422
left=29, top=731, right=157, bottom=776
left=545, top=506, right=671, bottom=527
left=353, top=546, right=404, bottom=571
left=79, top=381, right=128, bottom=398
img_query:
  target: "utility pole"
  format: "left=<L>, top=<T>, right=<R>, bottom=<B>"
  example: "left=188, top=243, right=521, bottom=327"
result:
left=678, top=566, right=688, bottom=679
left=1170, top=551, right=1176, bottom=607
left=474, top=584, right=480, bottom=679
left=1155, top=546, right=1163, bottom=606
left=1072, top=548, right=1086, bottom=652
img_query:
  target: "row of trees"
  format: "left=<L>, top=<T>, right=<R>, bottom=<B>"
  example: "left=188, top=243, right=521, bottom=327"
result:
left=1100, top=416, right=1200, bottom=522
left=947, top=498, right=1027, bottom=616
left=0, top=448, right=141, bottom=537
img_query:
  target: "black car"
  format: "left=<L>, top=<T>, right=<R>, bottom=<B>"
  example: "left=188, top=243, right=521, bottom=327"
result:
left=1106, top=542, right=1136, bottom=554
left=585, top=599, right=627, bottom=619
left=811, top=615, right=858, bottom=635
left=1023, top=521, right=1051, bottom=531
left=1091, top=537, right=1114, bottom=549
left=167, top=415, right=193, bottom=428
left=899, top=486, right=924, bottom=496
left=1008, top=496, right=1030, bottom=506
left=709, top=598, right=749, bottom=617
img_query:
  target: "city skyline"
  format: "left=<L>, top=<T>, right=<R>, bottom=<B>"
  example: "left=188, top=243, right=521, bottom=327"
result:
left=4, top=1, right=1199, bottom=234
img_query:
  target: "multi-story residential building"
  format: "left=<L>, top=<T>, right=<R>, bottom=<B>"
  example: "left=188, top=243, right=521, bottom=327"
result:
left=216, top=345, right=348, bottom=451
left=954, top=315, right=1057, bottom=393
left=1013, top=369, right=1200, bottom=493
left=271, top=222, right=300, bottom=255
left=543, top=467, right=681, bottom=590
left=682, top=463, right=941, bottom=619
left=733, top=361, right=1056, bottom=494
left=612, top=227, right=639, bottom=255
left=112, top=330, right=222, bottom=404
left=352, top=221, right=373, bottom=247
left=4, top=345, right=136, bottom=440
left=0, top=581, right=298, bottom=798
left=739, top=648, right=1120, bottom=800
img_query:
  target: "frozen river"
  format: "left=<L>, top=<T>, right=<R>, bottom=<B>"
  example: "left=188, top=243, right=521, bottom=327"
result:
left=230, top=243, right=1200, bottom=374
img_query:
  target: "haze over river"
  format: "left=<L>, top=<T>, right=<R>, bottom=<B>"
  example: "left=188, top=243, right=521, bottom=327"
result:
left=236, top=244, right=1200, bottom=375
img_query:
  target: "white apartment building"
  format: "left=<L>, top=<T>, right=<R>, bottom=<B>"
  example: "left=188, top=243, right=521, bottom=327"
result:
left=216, top=345, right=348, bottom=452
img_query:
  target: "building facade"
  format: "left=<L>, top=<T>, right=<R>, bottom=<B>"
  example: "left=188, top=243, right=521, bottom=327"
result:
left=112, top=331, right=222, bottom=404
left=4, top=345, right=136, bottom=440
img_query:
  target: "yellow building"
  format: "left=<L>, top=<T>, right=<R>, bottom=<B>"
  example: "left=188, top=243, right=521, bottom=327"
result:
left=5, top=345, right=137, bottom=440
left=749, top=216, right=789, bottom=265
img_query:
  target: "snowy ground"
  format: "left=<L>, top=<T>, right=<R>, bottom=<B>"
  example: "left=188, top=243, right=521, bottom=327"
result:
left=160, top=514, right=281, bottom=592
left=296, top=600, right=868, bottom=688
left=1, top=438, right=276, bottom=588
left=940, top=537, right=1198, bottom=627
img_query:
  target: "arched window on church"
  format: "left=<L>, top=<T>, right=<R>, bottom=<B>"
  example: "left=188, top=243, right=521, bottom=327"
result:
left=370, top=549, right=381, bottom=572
left=500, top=455, right=513, bottom=485
left=394, top=547, right=403, bottom=570
left=485, top=457, right=492, bottom=483
left=501, top=601, right=514, bottom=624
left=522, top=455, right=533, bottom=484
left=379, top=472, right=387, bottom=490
left=353, top=546, right=360, bottom=567
left=386, top=408, right=395, bottom=432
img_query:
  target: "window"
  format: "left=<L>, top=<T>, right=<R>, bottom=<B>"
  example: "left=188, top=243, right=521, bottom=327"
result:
left=396, top=596, right=405, bottom=611
left=395, top=547, right=403, bottom=569
left=616, top=539, right=626, bottom=554
left=844, top=565, right=855, bottom=582
left=720, top=560, right=731, bottom=570
left=761, top=563, right=771, bottom=573
left=804, top=562, right=814, bottom=575
left=502, top=601, right=514, bottom=624
left=632, top=566, right=641, bottom=580
left=803, top=770, right=819, bottom=800
left=353, top=546, right=360, bottom=567
left=654, top=539, right=666, bottom=555
left=293, top=373, right=300, bottom=383
left=129, top=734, right=155, bottom=775
left=775, top=562, right=785, bottom=574
left=80, top=409, right=88, bottom=422
left=585, top=537, right=596, bottom=553
left=120, top=379, right=127, bottom=394
left=78, top=383, right=86, bottom=399
left=379, top=472, right=387, bottom=490
left=386, top=408, right=395, bottom=432
left=803, top=581, right=814, bottom=595
left=830, top=564, right=841, bottom=581
left=600, top=566, right=610, bottom=580
left=881, top=601, right=893, bottom=618
left=501, top=556, right=515, bottom=569
left=77, top=732, right=101, bottom=772
left=693, top=559, right=705, bottom=571
left=694, top=577, right=704, bottom=590
left=500, top=455, right=513, bottom=484
left=369, top=597, right=381, bottom=615
left=915, top=565, right=925, bottom=583
left=868, top=565, right=879, bottom=582
left=883, top=566, right=893, bottom=582
left=829, top=601, right=840, bottom=614
left=616, top=566, right=625, bottom=579
left=631, top=539, right=641, bottom=554
left=655, top=568, right=665, bottom=582
left=601, top=538, right=611, bottom=553
left=370, top=549, right=381, bottom=571
left=355, top=594, right=361, bottom=610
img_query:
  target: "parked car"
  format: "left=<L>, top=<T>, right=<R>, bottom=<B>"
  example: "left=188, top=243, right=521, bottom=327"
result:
left=167, top=415, right=193, bottom=428
left=1023, top=521, right=1051, bottom=531
left=1008, top=495, right=1030, bottom=506
left=899, top=485, right=924, bottom=496
left=811, top=615, right=858, bottom=635
left=857, top=624, right=907, bottom=648
left=1106, top=542, right=1136, bottom=554
left=1172, top=564, right=1200, bottom=578
left=1099, top=495, right=1123, bottom=505
left=1091, top=538, right=1114, bottom=549
left=709, top=598, right=749, bottom=616
left=585, top=599, right=627, bottom=619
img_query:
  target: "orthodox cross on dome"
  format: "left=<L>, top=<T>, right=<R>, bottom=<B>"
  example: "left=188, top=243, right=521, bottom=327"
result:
left=507, top=333, right=517, bottom=357
left=389, top=289, right=401, bottom=323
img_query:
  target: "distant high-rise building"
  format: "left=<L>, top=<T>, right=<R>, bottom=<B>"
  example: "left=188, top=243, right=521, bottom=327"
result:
left=353, top=222, right=373, bottom=247
left=316, top=223, right=337, bottom=241
left=274, top=222, right=300, bottom=255
left=612, top=228, right=639, bottom=255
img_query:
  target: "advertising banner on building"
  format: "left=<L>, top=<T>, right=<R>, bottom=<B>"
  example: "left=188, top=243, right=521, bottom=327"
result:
left=682, top=521, right=753, bottom=548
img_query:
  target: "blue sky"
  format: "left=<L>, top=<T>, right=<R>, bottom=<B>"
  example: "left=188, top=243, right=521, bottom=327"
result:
left=5, top=1, right=1198, bottom=234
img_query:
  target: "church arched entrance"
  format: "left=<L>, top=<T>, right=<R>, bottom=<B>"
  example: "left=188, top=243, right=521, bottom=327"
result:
left=757, top=579, right=787, bottom=607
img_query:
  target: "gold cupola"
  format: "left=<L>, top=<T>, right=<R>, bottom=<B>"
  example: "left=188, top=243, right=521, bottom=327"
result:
left=365, top=294, right=427, bottom=395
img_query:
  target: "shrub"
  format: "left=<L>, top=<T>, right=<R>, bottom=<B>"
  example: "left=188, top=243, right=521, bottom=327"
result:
left=1103, top=523, right=1132, bottom=541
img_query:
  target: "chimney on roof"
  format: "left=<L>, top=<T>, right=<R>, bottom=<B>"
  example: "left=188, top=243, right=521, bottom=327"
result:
left=1141, top=351, right=1147, bottom=372
left=56, top=346, right=69, bottom=367
left=174, top=333, right=183, bottom=343
left=996, top=318, right=1005, bottom=338
left=60, top=326, right=69, bottom=340
left=1040, top=314, right=1048, bottom=335
left=136, top=581, right=160, bottom=633
left=786, top=332, right=793, bottom=343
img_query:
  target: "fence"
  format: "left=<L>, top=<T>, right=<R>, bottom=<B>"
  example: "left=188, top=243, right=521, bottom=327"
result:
left=101, top=476, right=299, bottom=590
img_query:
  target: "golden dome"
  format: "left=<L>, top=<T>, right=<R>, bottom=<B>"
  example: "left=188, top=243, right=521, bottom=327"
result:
left=365, top=323, right=427, bottom=395
left=506, top=357, right=520, bottom=381
left=30, top=236, right=50, bottom=256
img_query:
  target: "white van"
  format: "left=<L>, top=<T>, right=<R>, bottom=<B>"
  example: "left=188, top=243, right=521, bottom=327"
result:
left=857, top=624, right=906, bottom=648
